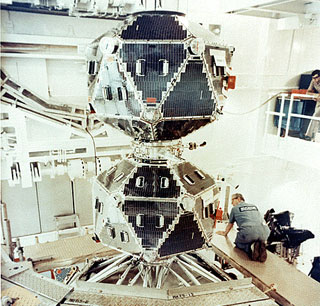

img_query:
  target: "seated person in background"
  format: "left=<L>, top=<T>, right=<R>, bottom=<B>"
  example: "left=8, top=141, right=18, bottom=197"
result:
left=305, top=69, right=320, bottom=141
left=216, top=193, right=270, bottom=262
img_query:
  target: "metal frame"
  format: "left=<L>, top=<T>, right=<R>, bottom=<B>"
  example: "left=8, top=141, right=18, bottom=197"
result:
left=78, top=251, right=226, bottom=288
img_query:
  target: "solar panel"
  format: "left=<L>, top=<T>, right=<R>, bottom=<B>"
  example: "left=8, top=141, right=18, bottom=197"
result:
left=120, top=15, right=187, bottom=40
left=159, top=213, right=205, bottom=257
left=123, top=200, right=179, bottom=248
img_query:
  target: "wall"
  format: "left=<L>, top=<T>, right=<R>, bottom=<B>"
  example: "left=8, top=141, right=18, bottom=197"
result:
left=183, top=13, right=271, bottom=169
left=1, top=175, right=93, bottom=237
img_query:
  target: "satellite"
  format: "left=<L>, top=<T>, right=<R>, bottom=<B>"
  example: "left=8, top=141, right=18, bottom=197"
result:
left=84, top=10, right=235, bottom=285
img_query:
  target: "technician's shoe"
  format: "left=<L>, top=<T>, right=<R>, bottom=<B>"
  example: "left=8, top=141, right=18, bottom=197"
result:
left=304, top=135, right=312, bottom=141
left=259, top=241, right=267, bottom=263
left=252, top=240, right=260, bottom=261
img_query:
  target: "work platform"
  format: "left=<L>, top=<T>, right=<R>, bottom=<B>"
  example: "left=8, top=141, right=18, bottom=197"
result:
left=2, top=230, right=319, bottom=305
left=2, top=234, right=276, bottom=306
left=22, top=234, right=119, bottom=272
left=211, top=222, right=320, bottom=306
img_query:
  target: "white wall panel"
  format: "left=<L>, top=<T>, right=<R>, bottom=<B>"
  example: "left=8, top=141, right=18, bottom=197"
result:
left=46, top=59, right=88, bottom=106
left=25, top=116, right=72, bottom=143
left=288, top=27, right=320, bottom=74
left=73, top=177, right=93, bottom=226
left=1, top=181, right=41, bottom=237
left=264, top=27, right=293, bottom=76
left=263, top=22, right=320, bottom=84
left=222, top=15, right=270, bottom=75
left=1, top=57, right=49, bottom=99
left=36, top=174, right=73, bottom=232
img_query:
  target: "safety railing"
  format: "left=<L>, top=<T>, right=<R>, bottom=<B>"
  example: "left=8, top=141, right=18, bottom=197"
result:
left=264, top=92, right=320, bottom=141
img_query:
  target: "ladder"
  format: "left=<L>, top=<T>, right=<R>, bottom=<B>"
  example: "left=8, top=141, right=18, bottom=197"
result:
left=54, top=214, right=82, bottom=239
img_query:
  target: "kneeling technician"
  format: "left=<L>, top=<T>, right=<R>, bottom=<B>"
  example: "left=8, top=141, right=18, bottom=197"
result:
left=216, top=193, right=270, bottom=262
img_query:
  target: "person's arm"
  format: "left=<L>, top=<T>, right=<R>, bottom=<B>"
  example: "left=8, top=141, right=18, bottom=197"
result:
left=216, top=222, right=234, bottom=237
left=306, top=80, right=320, bottom=101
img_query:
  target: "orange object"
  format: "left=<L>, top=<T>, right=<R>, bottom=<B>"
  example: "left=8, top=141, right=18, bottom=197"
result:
left=227, top=75, right=236, bottom=90
left=291, top=89, right=307, bottom=94
left=290, top=89, right=313, bottom=99
left=216, top=207, right=223, bottom=221
left=146, top=97, right=157, bottom=103
left=212, top=202, right=224, bottom=229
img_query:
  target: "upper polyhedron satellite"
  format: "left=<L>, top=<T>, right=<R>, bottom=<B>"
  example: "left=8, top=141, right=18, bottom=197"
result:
left=87, top=10, right=234, bottom=142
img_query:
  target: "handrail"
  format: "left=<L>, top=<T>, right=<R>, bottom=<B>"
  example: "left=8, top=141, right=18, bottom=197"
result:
left=265, top=92, right=320, bottom=140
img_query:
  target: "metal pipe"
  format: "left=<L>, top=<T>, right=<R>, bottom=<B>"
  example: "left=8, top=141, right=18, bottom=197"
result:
left=285, top=94, right=294, bottom=137
left=155, top=265, right=160, bottom=281
left=168, top=267, right=190, bottom=287
left=94, top=253, right=127, bottom=271
left=116, top=263, right=133, bottom=285
left=179, top=255, right=221, bottom=282
left=179, top=259, right=219, bottom=283
left=91, top=259, right=131, bottom=283
left=176, top=260, right=201, bottom=285
left=0, top=204, right=6, bottom=245
left=278, top=94, right=286, bottom=138
left=143, top=266, right=150, bottom=288
left=157, top=266, right=169, bottom=289
left=1, top=202, right=8, bottom=219
left=128, top=265, right=143, bottom=286
left=156, top=266, right=165, bottom=289
left=3, top=219, right=14, bottom=260
left=88, top=255, right=130, bottom=283
left=1, top=202, right=14, bottom=260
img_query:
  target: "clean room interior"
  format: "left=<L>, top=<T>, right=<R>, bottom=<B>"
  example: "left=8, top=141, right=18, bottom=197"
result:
left=1, top=0, right=320, bottom=305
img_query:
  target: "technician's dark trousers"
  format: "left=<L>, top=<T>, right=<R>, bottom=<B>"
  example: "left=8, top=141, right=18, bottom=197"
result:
left=235, top=225, right=270, bottom=255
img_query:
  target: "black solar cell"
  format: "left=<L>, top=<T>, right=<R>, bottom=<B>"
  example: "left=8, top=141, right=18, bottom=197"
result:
left=120, top=43, right=186, bottom=102
left=120, top=15, right=187, bottom=40
left=159, top=213, right=205, bottom=257
left=124, top=166, right=180, bottom=198
left=162, top=61, right=215, bottom=117
left=123, top=200, right=179, bottom=248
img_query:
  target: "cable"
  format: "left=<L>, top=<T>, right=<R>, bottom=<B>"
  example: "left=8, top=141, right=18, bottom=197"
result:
left=223, top=91, right=288, bottom=116
left=85, top=126, right=98, bottom=176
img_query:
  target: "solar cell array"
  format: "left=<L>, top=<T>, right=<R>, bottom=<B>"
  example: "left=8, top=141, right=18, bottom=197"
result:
left=159, top=213, right=205, bottom=257
left=162, top=61, right=214, bottom=117
left=124, top=166, right=180, bottom=198
left=123, top=200, right=178, bottom=248
left=120, top=43, right=186, bottom=102
left=120, top=15, right=187, bottom=40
